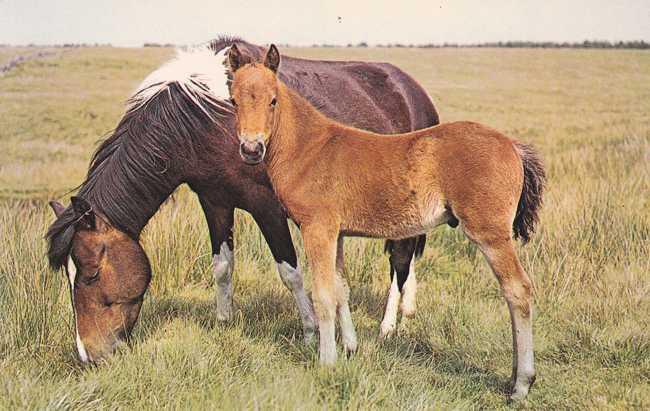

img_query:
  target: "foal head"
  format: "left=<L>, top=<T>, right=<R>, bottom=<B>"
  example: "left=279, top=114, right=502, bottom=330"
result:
left=228, top=44, right=281, bottom=164
left=47, top=197, right=151, bottom=362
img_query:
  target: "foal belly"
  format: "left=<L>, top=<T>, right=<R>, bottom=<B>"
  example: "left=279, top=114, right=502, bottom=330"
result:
left=340, top=197, right=449, bottom=240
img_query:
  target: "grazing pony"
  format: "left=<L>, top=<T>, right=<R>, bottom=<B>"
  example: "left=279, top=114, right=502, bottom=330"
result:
left=228, top=45, right=545, bottom=400
left=45, top=37, right=439, bottom=362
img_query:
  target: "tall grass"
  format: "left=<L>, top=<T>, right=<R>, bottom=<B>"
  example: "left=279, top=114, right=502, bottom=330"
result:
left=0, top=46, right=648, bottom=409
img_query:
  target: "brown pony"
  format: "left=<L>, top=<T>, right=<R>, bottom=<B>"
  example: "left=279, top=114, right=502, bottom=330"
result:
left=228, top=45, right=545, bottom=400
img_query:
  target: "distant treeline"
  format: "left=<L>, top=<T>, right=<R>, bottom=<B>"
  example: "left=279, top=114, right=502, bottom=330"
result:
left=335, top=40, right=650, bottom=49
left=3, top=40, right=648, bottom=50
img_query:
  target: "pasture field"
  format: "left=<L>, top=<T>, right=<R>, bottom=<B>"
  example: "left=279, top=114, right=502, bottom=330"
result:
left=0, top=45, right=648, bottom=410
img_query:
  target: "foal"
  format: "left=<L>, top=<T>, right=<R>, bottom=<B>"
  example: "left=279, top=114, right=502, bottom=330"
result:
left=229, top=46, right=545, bottom=400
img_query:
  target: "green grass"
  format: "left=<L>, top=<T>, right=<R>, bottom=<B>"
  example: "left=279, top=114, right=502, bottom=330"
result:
left=0, top=46, right=649, bottom=410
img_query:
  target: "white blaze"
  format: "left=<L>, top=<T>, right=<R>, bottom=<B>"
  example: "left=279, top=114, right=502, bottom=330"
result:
left=67, top=258, right=89, bottom=363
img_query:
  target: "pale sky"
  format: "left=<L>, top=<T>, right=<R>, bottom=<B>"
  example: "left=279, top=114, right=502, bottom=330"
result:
left=1, top=0, right=649, bottom=46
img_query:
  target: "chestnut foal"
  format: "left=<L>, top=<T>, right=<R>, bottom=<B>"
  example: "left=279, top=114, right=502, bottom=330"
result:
left=229, top=46, right=545, bottom=400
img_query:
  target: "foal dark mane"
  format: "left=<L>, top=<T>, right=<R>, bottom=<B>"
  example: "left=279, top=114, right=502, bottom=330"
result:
left=46, top=37, right=240, bottom=270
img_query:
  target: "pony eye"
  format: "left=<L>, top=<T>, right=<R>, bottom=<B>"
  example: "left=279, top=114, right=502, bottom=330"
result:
left=270, top=97, right=277, bottom=107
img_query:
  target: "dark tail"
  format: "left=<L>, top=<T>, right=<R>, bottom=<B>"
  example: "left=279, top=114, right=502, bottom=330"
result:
left=513, top=142, right=546, bottom=243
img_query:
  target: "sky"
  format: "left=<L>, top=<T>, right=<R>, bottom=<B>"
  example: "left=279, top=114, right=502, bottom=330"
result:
left=1, top=0, right=649, bottom=46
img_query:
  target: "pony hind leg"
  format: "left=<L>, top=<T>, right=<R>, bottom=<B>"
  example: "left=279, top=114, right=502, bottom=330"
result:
left=380, top=237, right=423, bottom=338
left=469, top=228, right=536, bottom=400
left=336, top=236, right=357, bottom=356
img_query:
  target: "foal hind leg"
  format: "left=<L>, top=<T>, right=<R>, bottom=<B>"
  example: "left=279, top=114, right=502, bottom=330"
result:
left=469, top=228, right=536, bottom=400
left=336, top=236, right=357, bottom=356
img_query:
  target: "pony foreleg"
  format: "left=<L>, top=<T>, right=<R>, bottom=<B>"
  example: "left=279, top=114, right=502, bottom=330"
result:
left=200, top=198, right=235, bottom=322
left=336, top=237, right=357, bottom=356
left=251, top=205, right=316, bottom=344
left=302, top=222, right=340, bottom=365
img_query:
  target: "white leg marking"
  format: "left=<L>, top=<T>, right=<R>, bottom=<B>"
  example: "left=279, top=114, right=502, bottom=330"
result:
left=277, top=262, right=317, bottom=343
left=213, top=243, right=234, bottom=322
left=67, top=258, right=89, bottom=363
left=510, top=306, right=536, bottom=400
left=318, top=318, right=337, bottom=365
left=338, top=301, right=357, bottom=355
left=399, top=259, right=417, bottom=318
left=380, top=272, right=400, bottom=338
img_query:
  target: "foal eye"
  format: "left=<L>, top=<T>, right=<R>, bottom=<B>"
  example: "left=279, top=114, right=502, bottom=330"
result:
left=84, top=270, right=100, bottom=285
left=270, top=97, right=277, bottom=107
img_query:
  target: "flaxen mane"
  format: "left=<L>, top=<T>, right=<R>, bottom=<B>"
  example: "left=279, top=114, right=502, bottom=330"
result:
left=46, top=37, right=239, bottom=270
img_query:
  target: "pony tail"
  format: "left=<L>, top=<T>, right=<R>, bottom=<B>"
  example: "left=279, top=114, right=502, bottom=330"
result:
left=513, top=142, right=546, bottom=243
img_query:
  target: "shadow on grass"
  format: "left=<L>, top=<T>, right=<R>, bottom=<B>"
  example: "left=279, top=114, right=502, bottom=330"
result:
left=131, top=284, right=509, bottom=397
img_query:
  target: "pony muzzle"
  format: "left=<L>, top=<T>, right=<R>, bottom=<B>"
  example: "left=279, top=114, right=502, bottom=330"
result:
left=239, top=138, right=266, bottom=164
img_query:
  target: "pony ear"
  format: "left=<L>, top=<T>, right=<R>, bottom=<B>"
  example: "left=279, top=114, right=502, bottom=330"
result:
left=264, top=44, right=280, bottom=73
left=70, top=196, right=96, bottom=230
left=228, top=44, right=246, bottom=72
left=48, top=200, right=66, bottom=217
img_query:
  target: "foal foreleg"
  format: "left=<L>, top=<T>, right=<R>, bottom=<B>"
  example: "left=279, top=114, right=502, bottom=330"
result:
left=302, top=222, right=340, bottom=365
left=251, top=206, right=317, bottom=344
left=335, top=236, right=357, bottom=356
left=479, top=238, right=536, bottom=400
left=200, top=199, right=235, bottom=322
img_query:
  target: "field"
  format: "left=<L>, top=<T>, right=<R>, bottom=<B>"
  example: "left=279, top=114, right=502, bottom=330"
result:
left=0, top=45, right=648, bottom=410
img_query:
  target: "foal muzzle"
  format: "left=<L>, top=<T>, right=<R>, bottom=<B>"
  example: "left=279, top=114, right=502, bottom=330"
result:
left=239, top=139, right=266, bottom=165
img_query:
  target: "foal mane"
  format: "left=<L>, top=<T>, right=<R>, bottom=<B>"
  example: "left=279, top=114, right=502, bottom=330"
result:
left=46, top=37, right=239, bottom=270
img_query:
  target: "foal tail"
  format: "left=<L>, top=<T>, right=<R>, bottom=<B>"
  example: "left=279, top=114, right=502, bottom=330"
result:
left=513, top=142, right=546, bottom=244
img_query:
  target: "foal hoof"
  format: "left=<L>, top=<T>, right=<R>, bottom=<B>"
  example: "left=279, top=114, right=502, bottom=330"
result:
left=509, top=374, right=536, bottom=401
left=379, top=322, right=396, bottom=340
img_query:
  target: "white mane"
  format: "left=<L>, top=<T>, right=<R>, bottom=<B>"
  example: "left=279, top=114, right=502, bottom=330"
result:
left=127, top=44, right=232, bottom=118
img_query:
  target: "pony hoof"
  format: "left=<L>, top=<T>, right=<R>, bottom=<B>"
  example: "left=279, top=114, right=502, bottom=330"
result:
left=303, top=330, right=317, bottom=345
left=215, top=310, right=232, bottom=323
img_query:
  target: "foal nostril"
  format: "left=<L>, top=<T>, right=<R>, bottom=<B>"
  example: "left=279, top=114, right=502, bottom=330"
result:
left=240, top=141, right=264, bottom=156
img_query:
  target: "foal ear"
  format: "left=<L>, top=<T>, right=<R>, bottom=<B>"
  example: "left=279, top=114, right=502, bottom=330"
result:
left=264, top=44, right=280, bottom=73
left=70, top=196, right=96, bottom=230
left=48, top=200, right=66, bottom=217
left=228, top=44, right=247, bottom=72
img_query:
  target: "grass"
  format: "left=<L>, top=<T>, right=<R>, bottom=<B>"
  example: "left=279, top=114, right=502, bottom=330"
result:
left=0, top=45, right=649, bottom=410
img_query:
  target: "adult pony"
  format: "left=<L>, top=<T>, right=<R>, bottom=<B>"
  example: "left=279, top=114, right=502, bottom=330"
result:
left=46, top=37, right=439, bottom=362
left=228, top=45, right=545, bottom=400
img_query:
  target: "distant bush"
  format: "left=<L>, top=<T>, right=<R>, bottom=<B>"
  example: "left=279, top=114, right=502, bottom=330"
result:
left=143, top=43, right=175, bottom=48
left=324, top=40, right=650, bottom=49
